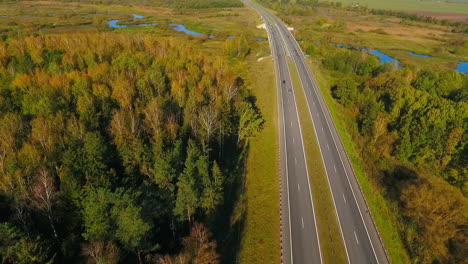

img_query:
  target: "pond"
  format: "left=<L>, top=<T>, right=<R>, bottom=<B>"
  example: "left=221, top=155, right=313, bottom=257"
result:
left=455, top=62, right=468, bottom=73
left=363, top=48, right=402, bottom=69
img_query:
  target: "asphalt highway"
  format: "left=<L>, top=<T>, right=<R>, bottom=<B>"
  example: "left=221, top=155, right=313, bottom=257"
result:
left=243, top=2, right=323, bottom=264
left=244, top=1, right=390, bottom=264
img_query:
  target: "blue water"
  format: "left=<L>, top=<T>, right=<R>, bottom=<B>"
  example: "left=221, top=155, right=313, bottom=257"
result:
left=332, top=43, right=346, bottom=48
left=455, top=62, right=468, bottom=73
left=108, top=20, right=156, bottom=28
left=256, top=37, right=267, bottom=41
left=328, top=41, right=401, bottom=69
left=316, top=41, right=465, bottom=72
left=409, top=52, right=431, bottom=58
left=169, top=23, right=204, bottom=36
left=227, top=35, right=235, bottom=39
left=107, top=20, right=126, bottom=28
left=107, top=14, right=156, bottom=28
left=364, top=48, right=402, bottom=69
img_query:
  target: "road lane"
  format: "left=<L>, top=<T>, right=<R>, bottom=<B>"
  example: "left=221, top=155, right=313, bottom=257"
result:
left=245, top=1, right=390, bottom=264
left=274, top=17, right=388, bottom=264
left=250, top=3, right=323, bottom=263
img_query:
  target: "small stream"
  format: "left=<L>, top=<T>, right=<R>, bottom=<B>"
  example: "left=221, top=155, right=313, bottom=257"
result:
left=169, top=23, right=204, bottom=36
left=107, top=14, right=156, bottom=28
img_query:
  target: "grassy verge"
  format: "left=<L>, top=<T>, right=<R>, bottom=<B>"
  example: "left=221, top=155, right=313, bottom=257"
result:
left=287, top=59, right=348, bottom=264
left=238, top=54, right=280, bottom=263
left=308, top=59, right=410, bottom=264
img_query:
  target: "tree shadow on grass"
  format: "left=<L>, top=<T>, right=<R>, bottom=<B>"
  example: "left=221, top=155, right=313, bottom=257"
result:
left=211, top=140, right=250, bottom=264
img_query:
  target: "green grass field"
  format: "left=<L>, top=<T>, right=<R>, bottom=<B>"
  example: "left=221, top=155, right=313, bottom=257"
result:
left=324, top=0, right=468, bottom=14
left=288, top=6, right=468, bottom=72
left=288, top=59, right=348, bottom=264
left=238, top=54, right=281, bottom=264
left=236, top=8, right=281, bottom=264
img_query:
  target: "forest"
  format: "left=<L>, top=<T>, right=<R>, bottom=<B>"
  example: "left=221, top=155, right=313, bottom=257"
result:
left=0, top=32, right=262, bottom=263
left=317, top=46, right=468, bottom=263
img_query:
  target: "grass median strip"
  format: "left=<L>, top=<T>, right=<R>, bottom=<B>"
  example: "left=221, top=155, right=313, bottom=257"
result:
left=287, top=59, right=348, bottom=264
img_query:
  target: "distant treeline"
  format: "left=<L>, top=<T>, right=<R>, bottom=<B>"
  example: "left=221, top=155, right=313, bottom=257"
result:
left=43, top=0, right=243, bottom=9
left=369, top=9, right=468, bottom=33
left=256, top=0, right=326, bottom=16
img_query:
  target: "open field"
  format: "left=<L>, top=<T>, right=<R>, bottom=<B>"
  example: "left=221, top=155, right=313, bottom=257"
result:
left=285, top=7, right=468, bottom=71
left=405, top=11, right=468, bottom=22
left=324, top=0, right=468, bottom=14
left=288, top=59, right=348, bottom=264
left=0, top=0, right=268, bottom=41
